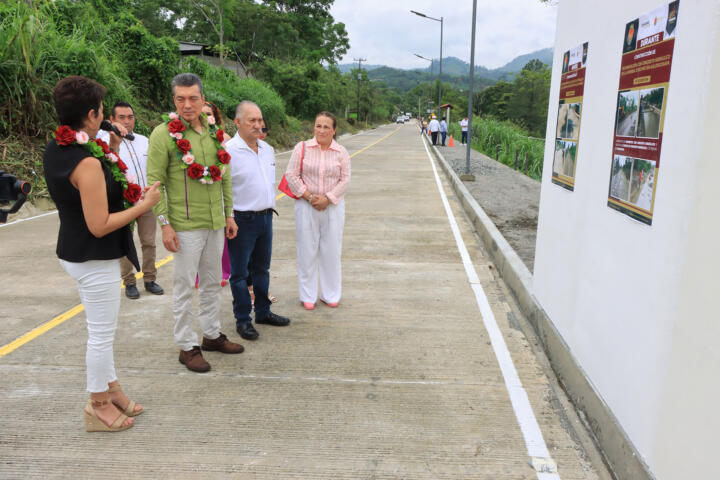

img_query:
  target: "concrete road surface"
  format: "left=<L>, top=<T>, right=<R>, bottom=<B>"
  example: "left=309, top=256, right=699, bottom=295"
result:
left=0, top=124, right=611, bottom=479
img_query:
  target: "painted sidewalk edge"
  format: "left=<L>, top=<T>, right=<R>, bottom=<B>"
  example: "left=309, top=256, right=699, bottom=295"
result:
left=429, top=142, right=654, bottom=480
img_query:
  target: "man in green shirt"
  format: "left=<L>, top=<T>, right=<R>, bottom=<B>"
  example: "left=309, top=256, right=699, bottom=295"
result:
left=147, top=73, right=244, bottom=373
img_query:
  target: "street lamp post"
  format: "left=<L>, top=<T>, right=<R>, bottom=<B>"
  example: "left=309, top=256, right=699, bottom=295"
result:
left=414, top=53, right=435, bottom=116
left=411, top=10, right=443, bottom=112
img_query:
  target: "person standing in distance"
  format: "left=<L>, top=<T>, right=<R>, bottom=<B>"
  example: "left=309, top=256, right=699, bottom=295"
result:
left=225, top=101, right=290, bottom=341
left=459, top=116, right=469, bottom=145
left=147, top=73, right=244, bottom=373
left=439, top=117, right=448, bottom=146
left=97, top=102, right=163, bottom=299
left=428, top=116, right=440, bottom=145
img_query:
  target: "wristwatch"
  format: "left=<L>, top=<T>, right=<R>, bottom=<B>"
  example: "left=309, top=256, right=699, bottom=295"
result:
left=158, top=214, right=170, bottom=226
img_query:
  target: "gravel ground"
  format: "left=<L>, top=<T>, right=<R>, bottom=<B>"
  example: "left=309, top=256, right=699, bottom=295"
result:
left=435, top=141, right=541, bottom=272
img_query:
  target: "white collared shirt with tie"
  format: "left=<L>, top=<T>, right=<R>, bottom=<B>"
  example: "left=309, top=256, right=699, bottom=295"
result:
left=225, top=133, right=276, bottom=211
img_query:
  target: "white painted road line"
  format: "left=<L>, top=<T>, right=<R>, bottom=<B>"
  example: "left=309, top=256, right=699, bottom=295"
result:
left=422, top=136, right=560, bottom=479
left=0, top=210, right=58, bottom=228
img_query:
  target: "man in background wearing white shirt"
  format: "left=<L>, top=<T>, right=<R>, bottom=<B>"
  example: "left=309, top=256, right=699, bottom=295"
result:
left=98, top=102, right=164, bottom=299
left=428, top=116, right=440, bottom=145
left=460, top=116, right=469, bottom=145
left=226, top=101, right=291, bottom=341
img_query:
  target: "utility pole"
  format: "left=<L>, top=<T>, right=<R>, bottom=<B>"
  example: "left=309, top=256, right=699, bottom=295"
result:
left=460, top=0, right=478, bottom=182
left=354, top=57, right=366, bottom=123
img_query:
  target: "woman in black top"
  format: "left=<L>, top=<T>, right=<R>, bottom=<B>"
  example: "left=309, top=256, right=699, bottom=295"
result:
left=44, top=76, right=160, bottom=432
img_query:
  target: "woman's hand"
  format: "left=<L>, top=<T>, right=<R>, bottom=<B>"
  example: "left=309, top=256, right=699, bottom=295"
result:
left=139, top=181, right=161, bottom=211
left=311, top=195, right=330, bottom=211
left=108, top=122, right=128, bottom=151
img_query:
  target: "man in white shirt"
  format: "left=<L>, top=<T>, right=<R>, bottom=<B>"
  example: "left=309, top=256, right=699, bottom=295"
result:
left=428, top=116, right=440, bottom=145
left=460, top=117, right=469, bottom=145
left=98, top=102, right=164, bottom=299
left=226, top=101, right=291, bottom=341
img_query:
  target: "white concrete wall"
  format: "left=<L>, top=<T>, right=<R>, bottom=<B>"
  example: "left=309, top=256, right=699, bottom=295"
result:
left=533, top=1, right=720, bottom=478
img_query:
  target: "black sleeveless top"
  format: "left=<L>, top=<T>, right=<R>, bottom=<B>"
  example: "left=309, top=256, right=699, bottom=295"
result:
left=43, top=140, right=139, bottom=270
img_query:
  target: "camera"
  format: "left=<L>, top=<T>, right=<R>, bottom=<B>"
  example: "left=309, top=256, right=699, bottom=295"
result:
left=0, top=170, right=32, bottom=223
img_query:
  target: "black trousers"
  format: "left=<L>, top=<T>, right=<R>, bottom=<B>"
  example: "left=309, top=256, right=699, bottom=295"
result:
left=431, top=131, right=438, bottom=145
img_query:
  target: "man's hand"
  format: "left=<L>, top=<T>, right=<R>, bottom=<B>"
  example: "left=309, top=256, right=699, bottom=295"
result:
left=161, top=224, right=179, bottom=252
left=226, top=216, right=238, bottom=239
left=311, top=195, right=330, bottom=211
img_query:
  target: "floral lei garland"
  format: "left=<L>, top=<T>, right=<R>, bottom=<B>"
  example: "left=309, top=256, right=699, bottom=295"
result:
left=53, top=125, right=143, bottom=208
left=163, top=112, right=230, bottom=184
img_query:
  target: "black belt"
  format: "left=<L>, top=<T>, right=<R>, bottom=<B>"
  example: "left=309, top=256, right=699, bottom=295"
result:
left=234, top=208, right=278, bottom=216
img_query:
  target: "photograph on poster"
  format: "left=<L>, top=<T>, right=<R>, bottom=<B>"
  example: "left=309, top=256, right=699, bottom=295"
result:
left=553, top=140, right=578, bottom=178
left=557, top=102, right=582, bottom=140
left=562, top=51, right=570, bottom=73
left=628, top=158, right=656, bottom=210
left=615, top=90, right=639, bottom=137
left=609, top=155, right=632, bottom=201
left=637, top=87, right=664, bottom=139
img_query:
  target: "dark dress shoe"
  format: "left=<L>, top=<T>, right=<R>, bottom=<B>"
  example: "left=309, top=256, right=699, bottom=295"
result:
left=236, top=322, right=259, bottom=340
left=125, top=285, right=140, bottom=299
left=144, top=281, right=164, bottom=295
left=179, top=346, right=211, bottom=372
left=201, top=333, right=244, bottom=353
left=255, top=312, right=291, bottom=327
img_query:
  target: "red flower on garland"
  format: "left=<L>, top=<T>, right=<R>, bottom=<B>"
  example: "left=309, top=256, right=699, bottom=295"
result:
left=116, top=159, right=128, bottom=172
left=176, top=139, right=192, bottom=154
left=162, top=112, right=227, bottom=184
left=123, top=183, right=142, bottom=203
left=168, top=119, right=185, bottom=134
left=55, top=125, right=76, bottom=146
left=187, top=162, right=205, bottom=179
left=217, top=149, right=231, bottom=164
left=94, top=138, right=111, bottom=155
left=209, top=165, right=222, bottom=182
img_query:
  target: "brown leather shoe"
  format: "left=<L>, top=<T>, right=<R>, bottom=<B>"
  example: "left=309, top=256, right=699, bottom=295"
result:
left=201, top=333, right=244, bottom=354
left=179, top=346, right=211, bottom=372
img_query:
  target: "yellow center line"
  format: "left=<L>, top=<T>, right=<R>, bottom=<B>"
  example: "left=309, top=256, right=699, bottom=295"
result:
left=0, top=254, right=173, bottom=358
left=1, top=125, right=402, bottom=358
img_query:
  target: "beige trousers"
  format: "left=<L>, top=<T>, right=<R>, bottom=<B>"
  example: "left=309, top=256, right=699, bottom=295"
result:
left=173, top=228, right=224, bottom=351
left=120, top=209, right=157, bottom=285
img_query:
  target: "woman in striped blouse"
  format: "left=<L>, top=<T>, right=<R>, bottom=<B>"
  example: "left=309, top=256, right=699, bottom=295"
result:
left=285, top=111, right=351, bottom=310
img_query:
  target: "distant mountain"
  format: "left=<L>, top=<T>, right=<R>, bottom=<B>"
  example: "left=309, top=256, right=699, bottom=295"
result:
left=336, top=63, right=384, bottom=73
left=335, top=47, right=553, bottom=92
left=495, top=48, right=554, bottom=73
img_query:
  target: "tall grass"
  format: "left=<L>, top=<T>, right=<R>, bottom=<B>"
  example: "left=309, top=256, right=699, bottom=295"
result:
left=450, top=117, right=545, bottom=180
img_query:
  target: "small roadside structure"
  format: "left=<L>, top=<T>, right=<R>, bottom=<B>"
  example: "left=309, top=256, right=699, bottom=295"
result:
left=439, top=103, right=454, bottom=123
left=178, top=41, right=249, bottom=79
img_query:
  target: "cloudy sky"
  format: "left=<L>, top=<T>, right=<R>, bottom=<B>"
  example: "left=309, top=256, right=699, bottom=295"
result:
left=330, top=0, right=558, bottom=69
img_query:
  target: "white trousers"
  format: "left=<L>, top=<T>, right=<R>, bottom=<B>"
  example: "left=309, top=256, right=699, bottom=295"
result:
left=294, top=198, right=345, bottom=303
left=174, top=229, right=224, bottom=351
left=60, top=259, right=121, bottom=393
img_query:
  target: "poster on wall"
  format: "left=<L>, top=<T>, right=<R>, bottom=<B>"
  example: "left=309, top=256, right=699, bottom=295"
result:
left=552, top=42, right=588, bottom=191
left=607, top=0, right=679, bottom=225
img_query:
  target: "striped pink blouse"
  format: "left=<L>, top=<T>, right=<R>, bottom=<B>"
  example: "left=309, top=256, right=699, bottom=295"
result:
left=285, top=137, right=351, bottom=205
